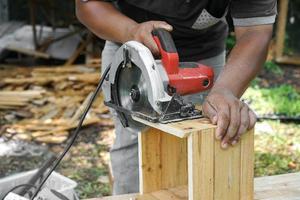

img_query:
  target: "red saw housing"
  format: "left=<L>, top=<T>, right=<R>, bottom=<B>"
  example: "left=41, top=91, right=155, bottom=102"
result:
left=153, top=29, right=214, bottom=95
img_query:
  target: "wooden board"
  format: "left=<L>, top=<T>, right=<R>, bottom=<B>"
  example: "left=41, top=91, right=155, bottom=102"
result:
left=188, top=129, right=214, bottom=200
left=254, top=172, right=300, bottom=200
left=240, top=129, right=255, bottom=200
left=275, top=0, right=289, bottom=59
left=132, top=116, right=216, bottom=138
left=138, top=128, right=188, bottom=193
left=188, top=129, right=253, bottom=200
left=86, top=172, right=300, bottom=200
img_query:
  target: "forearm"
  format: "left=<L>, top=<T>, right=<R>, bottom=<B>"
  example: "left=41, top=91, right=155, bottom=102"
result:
left=75, top=0, right=137, bottom=43
left=212, top=25, right=273, bottom=98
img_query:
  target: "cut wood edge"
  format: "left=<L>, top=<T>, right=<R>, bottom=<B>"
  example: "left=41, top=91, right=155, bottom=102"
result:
left=133, top=116, right=216, bottom=138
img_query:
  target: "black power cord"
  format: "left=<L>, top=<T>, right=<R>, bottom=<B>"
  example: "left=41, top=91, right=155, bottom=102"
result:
left=29, top=65, right=111, bottom=200
left=2, top=65, right=111, bottom=200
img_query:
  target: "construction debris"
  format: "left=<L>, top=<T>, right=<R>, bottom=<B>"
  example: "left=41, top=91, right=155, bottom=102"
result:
left=0, top=63, right=113, bottom=144
left=0, top=25, right=82, bottom=59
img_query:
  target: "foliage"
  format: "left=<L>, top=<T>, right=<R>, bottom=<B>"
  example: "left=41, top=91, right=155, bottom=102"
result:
left=226, top=35, right=236, bottom=51
left=264, top=61, right=284, bottom=75
left=243, top=84, right=300, bottom=117
left=69, top=167, right=110, bottom=199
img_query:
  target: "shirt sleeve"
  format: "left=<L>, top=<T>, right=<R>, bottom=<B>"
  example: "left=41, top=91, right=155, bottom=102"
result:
left=230, top=0, right=277, bottom=27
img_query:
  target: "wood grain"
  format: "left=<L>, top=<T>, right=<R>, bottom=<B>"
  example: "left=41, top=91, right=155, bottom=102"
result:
left=240, top=129, right=254, bottom=200
left=139, top=128, right=188, bottom=194
left=214, top=139, right=241, bottom=200
left=188, top=129, right=214, bottom=200
left=133, top=116, right=216, bottom=138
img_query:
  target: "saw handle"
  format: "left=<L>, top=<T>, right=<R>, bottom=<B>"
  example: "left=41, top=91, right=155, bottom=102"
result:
left=152, top=28, right=214, bottom=95
left=152, top=29, right=179, bottom=74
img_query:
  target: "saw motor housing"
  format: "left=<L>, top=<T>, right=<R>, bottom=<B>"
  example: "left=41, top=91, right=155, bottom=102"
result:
left=104, top=29, right=214, bottom=127
left=152, top=29, right=214, bottom=95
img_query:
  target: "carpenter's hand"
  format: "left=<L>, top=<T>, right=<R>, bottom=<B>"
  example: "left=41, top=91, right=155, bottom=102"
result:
left=202, top=88, right=257, bottom=149
left=127, top=21, right=173, bottom=55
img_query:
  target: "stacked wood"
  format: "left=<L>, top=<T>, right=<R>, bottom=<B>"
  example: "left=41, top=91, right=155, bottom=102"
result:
left=0, top=90, right=44, bottom=109
left=0, top=64, right=113, bottom=144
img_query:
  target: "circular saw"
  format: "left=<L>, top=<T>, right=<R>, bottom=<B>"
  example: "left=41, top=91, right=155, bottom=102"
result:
left=104, top=29, right=214, bottom=127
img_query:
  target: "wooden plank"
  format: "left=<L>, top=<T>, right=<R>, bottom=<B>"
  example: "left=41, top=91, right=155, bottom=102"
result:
left=275, top=56, right=300, bottom=66
left=5, top=45, right=50, bottom=59
left=255, top=173, right=300, bottom=200
left=133, top=116, right=216, bottom=138
left=1, top=73, right=99, bottom=85
left=86, top=173, right=300, bottom=200
left=139, top=128, right=188, bottom=194
left=87, top=193, right=139, bottom=200
left=151, top=190, right=183, bottom=200
left=240, top=130, right=254, bottom=200
left=0, top=90, right=43, bottom=97
left=275, top=0, right=289, bottom=59
left=188, top=129, right=214, bottom=200
left=214, top=135, right=241, bottom=200
left=139, top=128, right=162, bottom=193
left=168, top=186, right=188, bottom=199
left=161, top=131, right=187, bottom=189
left=136, top=194, right=159, bottom=200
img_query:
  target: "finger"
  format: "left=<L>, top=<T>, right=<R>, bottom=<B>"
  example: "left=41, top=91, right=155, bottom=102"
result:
left=222, top=102, right=240, bottom=148
left=148, top=21, right=173, bottom=55
left=215, top=104, right=230, bottom=142
left=231, top=105, right=249, bottom=145
left=143, top=35, right=160, bottom=55
left=248, top=108, right=257, bottom=130
left=151, top=21, right=173, bottom=31
left=203, top=100, right=218, bottom=125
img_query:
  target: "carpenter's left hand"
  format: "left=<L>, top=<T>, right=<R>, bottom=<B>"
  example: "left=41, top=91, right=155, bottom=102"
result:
left=202, top=88, right=257, bottom=149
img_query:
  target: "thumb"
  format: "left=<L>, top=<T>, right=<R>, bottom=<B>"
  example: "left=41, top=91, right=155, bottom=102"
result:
left=203, top=101, right=218, bottom=125
left=152, top=21, right=173, bottom=32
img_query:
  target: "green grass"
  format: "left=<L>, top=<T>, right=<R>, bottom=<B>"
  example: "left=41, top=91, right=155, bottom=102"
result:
left=68, top=167, right=110, bottom=199
left=56, top=128, right=112, bottom=199
left=243, top=84, right=300, bottom=117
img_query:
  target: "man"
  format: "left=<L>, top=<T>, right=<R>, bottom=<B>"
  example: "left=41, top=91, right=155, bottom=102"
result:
left=76, top=0, right=276, bottom=195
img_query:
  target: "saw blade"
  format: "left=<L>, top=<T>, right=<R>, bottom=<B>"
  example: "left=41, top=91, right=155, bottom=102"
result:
left=116, top=63, right=155, bottom=116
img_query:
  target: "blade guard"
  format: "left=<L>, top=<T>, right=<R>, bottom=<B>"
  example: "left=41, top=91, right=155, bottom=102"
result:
left=152, top=29, right=214, bottom=95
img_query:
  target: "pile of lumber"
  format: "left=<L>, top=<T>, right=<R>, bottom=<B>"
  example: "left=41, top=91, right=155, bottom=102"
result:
left=0, top=64, right=114, bottom=144
left=0, top=90, right=44, bottom=109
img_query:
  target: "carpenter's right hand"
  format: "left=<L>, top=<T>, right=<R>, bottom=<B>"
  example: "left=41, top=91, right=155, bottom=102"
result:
left=127, top=21, right=173, bottom=55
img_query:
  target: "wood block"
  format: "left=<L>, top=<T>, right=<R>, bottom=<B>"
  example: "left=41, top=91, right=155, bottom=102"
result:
left=136, top=117, right=254, bottom=200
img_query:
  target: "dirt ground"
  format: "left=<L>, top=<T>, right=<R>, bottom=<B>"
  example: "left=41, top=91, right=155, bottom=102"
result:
left=259, top=65, right=300, bottom=90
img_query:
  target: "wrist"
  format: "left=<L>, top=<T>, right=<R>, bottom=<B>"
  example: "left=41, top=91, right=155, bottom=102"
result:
left=210, top=84, right=236, bottom=97
left=122, top=22, right=138, bottom=43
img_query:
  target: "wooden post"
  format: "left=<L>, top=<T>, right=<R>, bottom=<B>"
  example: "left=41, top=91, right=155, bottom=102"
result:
left=275, top=0, right=289, bottom=61
left=135, top=117, right=254, bottom=200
